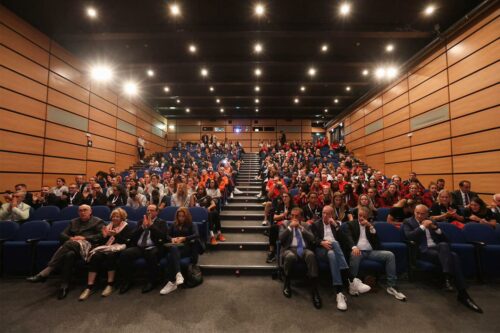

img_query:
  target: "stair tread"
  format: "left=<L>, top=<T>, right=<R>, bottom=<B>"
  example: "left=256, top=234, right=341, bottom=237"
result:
left=221, top=210, right=263, bottom=216
left=199, top=250, right=273, bottom=269
left=221, top=220, right=267, bottom=228
left=225, top=202, right=263, bottom=207
left=219, top=233, right=267, bottom=243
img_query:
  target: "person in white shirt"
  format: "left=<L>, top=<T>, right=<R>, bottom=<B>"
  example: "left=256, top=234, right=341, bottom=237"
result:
left=344, top=207, right=406, bottom=301
left=0, top=191, right=31, bottom=222
left=51, top=178, right=69, bottom=197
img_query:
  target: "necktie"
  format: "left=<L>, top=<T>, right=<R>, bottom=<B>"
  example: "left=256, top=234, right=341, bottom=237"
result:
left=464, top=193, right=469, bottom=205
left=294, top=228, right=304, bottom=257
left=140, top=228, right=150, bottom=247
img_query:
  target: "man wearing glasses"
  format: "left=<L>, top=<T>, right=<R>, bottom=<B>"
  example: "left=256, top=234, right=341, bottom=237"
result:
left=0, top=190, right=31, bottom=222
left=82, top=183, right=107, bottom=206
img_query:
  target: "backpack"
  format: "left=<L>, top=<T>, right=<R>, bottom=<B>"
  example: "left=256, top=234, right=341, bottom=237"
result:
left=184, top=263, right=203, bottom=288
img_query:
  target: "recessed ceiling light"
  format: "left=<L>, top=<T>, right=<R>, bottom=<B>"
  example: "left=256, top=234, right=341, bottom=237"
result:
left=345, top=86, right=351, bottom=91
left=385, top=44, right=394, bottom=52
left=220, top=108, right=224, bottom=113
left=254, top=3, right=265, bottom=16
left=90, top=65, right=113, bottom=82
left=188, top=44, right=197, bottom=53
left=424, top=4, right=436, bottom=16
left=324, top=108, right=328, bottom=113
left=339, top=2, right=351, bottom=16
left=176, top=99, right=181, bottom=104
left=255, top=108, right=259, bottom=112
left=334, top=98, right=339, bottom=104
left=375, top=67, right=386, bottom=79
left=163, top=86, right=170, bottom=93
left=86, top=7, right=98, bottom=18
left=209, top=86, right=214, bottom=92
left=255, top=98, right=260, bottom=104
left=254, top=85, right=260, bottom=92
left=321, top=44, right=328, bottom=52
left=123, top=81, right=138, bottom=96
left=185, top=108, right=190, bottom=113
left=216, top=98, right=221, bottom=104
left=300, top=86, right=306, bottom=92
left=254, top=43, right=263, bottom=54
left=362, top=69, right=369, bottom=76
left=254, top=68, right=262, bottom=76
left=308, top=67, right=317, bottom=77
left=387, top=66, right=398, bottom=79
left=200, top=68, right=209, bottom=77
left=294, top=98, right=299, bottom=104
left=146, top=69, right=154, bottom=77
left=169, top=3, right=181, bottom=16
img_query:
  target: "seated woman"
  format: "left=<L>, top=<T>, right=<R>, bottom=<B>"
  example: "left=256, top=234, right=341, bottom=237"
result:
left=194, top=184, right=225, bottom=245
left=387, top=199, right=415, bottom=228
left=367, top=187, right=384, bottom=209
left=171, top=183, right=193, bottom=207
left=331, top=192, right=353, bottom=224
left=422, top=182, right=439, bottom=208
left=79, top=208, right=131, bottom=300
left=351, top=194, right=377, bottom=222
left=318, top=185, right=334, bottom=206
left=160, top=207, right=200, bottom=295
left=404, top=183, right=423, bottom=205
left=206, top=179, right=222, bottom=205
left=381, top=184, right=400, bottom=208
left=463, top=197, right=496, bottom=228
left=267, top=192, right=296, bottom=263
left=107, top=185, right=127, bottom=209
left=429, top=190, right=464, bottom=228
left=342, top=183, right=358, bottom=209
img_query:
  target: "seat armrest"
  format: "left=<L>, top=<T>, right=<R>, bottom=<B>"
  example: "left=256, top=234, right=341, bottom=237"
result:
left=468, top=241, right=486, bottom=247
left=26, top=238, right=42, bottom=244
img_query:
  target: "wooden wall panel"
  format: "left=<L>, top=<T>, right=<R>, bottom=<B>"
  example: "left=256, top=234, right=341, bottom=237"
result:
left=385, top=148, right=411, bottom=163
left=0, top=87, right=46, bottom=119
left=384, top=134, right=411, bottom=151
left=452, top=128, right=500, bottom=155
left=410, top=122, right=451, bottom=146
left=449, top=62, right=499, bottom=101
left=449, top=84, right=499, bottom=119
left=0, top=152, right=43, bottom=172
left=409, top=54, right=447, bottom=89
left=450, top=108, right=500, bottom=137
left=0, top=109, right=45, bottom=136
left=383, top=94, right=408, bottom=116
left=448, top=40, right=499, bottom=83
left=0, top=45, right=48, bottom=84
left=44, top=140, right=86, bottom=160
left=89, top=107, right=116, bottom=128
left=87, top=147, right=115, bottom=163
left=453, top=173, right=500, bottom=195
left=384, top=106, right=409, bottom=127
left=0, top=130, right=44, bottom=154
left=410, top=87, right=448, bottom=117
left=44, top=157, right=86, bottom=174
left=47, top=88, right=88, bottom=117
left=409, top=70, right=447, bottom=103
left=45, top=122, right=87, bottom=146
left=412, top=157, right=452, bottom=174
left=0, top=173, right=42, bottom=192
left=385, top=162, right=411, bottom=178
left=0, top=24, right=49, bottom=67
left=366, top=153, right=385, bottom=173
left=364, top=107, right=382, bottom=125
left=382, top=79, right=408, bottom=104
left=453, top=152, right=500, bottom=173
left=48, top=72, right=89, bottom=104
left=411, top=139, right=452, bottom=160
left=0, top=67, right=47, bottom=101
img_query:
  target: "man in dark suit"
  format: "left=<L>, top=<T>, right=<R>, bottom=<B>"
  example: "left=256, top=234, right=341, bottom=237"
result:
left=451, top=180, right=478, bottom=209
left=344, top=207, right=406, bottom=301
left=32, top=186, right=61, bottom=209
left=311, top=205, right=364, bottom=311
left=75, top=175, right=88, bottom=194
left=82, top=183, right=107, bottom=206
left=403, top=205, right=482, bottom=313
left=61, top=183, right=84, bottom=207
left=279, top=207, right=321, bottom=309
left=118, top=204, right=168, bottom=294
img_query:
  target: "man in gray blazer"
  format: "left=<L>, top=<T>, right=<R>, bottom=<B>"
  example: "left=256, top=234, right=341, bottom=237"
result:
left=279, top=207, right=321, bottom=309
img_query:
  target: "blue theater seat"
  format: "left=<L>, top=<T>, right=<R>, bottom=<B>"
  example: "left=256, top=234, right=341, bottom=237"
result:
left=463, top=223, right=500, bottom=278
left=437, top=223, right=477, bottom=279
left=31, top=206, right=60, bottom=222
left=374, top=222, right=407, bottom=273
left=122, top=206, right=147, bottom=222
left=159, top=206, right=178, bottom=221
left=3, top=220, right=50, bottom=275
left=375, top=208, right=390, bottom=222
left=58, top=206, right=79, bottom=221
left=0, top=221, right=20, bottom=275
left=91, top=206, right=111, bottom=220
left=189, top=207, right=208, bottom=223
left=399, top=225, right=439, bottom=281
left=35, top=220, right=70, bottom=270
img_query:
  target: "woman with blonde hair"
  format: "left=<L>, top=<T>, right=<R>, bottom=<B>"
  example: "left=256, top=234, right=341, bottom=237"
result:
left=171, top=183, right=192, bottom=207
left=352, top=194, right=378, bottom=222
left=331, top=192, right=353, bottom=224
left=79, top=208, right=131, bottom=301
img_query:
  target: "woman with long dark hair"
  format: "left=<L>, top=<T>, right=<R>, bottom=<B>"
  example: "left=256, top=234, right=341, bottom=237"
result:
left=463, top=197, right=496, bottom=228
left=194, top=185, right=225, bottom=245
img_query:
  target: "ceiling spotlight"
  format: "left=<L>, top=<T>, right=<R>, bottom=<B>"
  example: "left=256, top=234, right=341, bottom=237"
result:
left=375, top=67, right=386, bottom=79
left=387, top=66, right=398, bottom=79
left=334, top=98, right=339, bottom=104
left=345, top=86, right=351, bottom=91
left=300, top=86, right=306, bottom=92
left=255, top=108, right=259, bottom=112
left=123, top=81, right=138, bottom=96
left=146, top=69, right=154, bottom=77
left=254, top=85, right=260, bottom=92
left=321, top=44, right=328, bottom=52
left=169, top=3, right=181, bottom=16
left=220, top=108, right=224, bottom=113
left=200, top=68, right=209, bottom=77
left=254, top=3, right=265, bottom=16
left=385, top=44, right=395, bottom=52
left=308, top=67, right=317, bottom=77
left=424, top=4, right=436, bottom=16
left=216, top=98, right=221, bottom=104
left=339, top=2, right=351, bottom=16
left=90, top=65, right=113, bottom=82
left=188, top=44, right=197, bottom=53
left=324, top=108, right=328, bottom=113
left=294, top=98, right=299, bottom=104
left=163, top=86, right=170, bottom=93
left=209, top=86, right=214, bottom=92
left=255, top=98, right=260, bottom=104
left=168, top=124, right=175, bottom=130
left=254, top=43, right=263, bottom=54
left=185, top=108, right=190, bottom=113
left=254, top=68, right=262, bottom=77
left=86, top=7, right=98, bottom=18
left=362, top=69, right=369, bottom=76
left=176, top=99, right=181, bottom=104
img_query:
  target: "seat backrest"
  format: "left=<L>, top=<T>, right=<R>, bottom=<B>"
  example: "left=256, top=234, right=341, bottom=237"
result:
left=127, top=220, right=138, bottom=230
left=48, top=220, right=71, bottom=240
left=189, top=207, right=208, bottom=223
left=32, top=206, right=61, bottom=222
left=159, top=206, right=178, bottom=221
left=15, top=220, right=50, bottom=241
left=374, top=222, right=401, bottom=242
left=376, top=208, right=390, bottom=222
left=0, top=221, right=20, bottom=240
left=91, top=206, right=111, bottom=220
left=437, top=222, right=466, bottom=243
left=463, top=223, right=499, bottom=245
left=58, top=206, right=79, bottom=221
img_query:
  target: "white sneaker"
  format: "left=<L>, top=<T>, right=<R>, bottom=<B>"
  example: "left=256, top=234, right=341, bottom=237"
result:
left=336, top=292, right=347, bottom=311
left=140, top=160, right=144, bottom=163
left=386, top=287, right=406, bottom=301
left=349, top=278, right=371, bottom=296
left=230, top=193, right=234, bottom=199
left=262, top=220, right=269, bottom=226
left=234, top=188, right=243, bottom=194
left=160, top=281, right=177, bottom=295
left=176, top=272, right=184, bottom=286
left=255, top=192, right=262, bottom=198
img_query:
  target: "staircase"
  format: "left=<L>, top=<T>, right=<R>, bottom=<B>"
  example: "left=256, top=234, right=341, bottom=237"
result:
left=199, top=152, right=275, bottom=275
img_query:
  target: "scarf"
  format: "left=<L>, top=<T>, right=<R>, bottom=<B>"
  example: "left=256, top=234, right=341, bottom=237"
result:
left=87, top=221, right=128, bottom=261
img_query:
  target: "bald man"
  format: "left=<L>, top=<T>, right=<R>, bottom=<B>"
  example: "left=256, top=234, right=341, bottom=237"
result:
left=403, top=204, right=482, bottom=313
left=27, top=204, right=105, bottom=300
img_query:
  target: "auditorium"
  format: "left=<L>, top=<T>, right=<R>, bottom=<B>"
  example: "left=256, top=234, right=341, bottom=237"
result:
left=0, top=1, right=499, bottom=332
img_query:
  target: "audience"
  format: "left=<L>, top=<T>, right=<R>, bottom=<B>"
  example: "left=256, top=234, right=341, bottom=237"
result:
left=462, top=197, right=496, bottom=228
left=451, top=180, right=478, bottom=209
left=0, top=191, right=30, bottom=222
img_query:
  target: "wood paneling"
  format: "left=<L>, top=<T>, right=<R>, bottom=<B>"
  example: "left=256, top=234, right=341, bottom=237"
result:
left=409, top=53, right=447, bottom=89
left=452, top=128, right=500, bottom=155
left=0, top=87, right=46, bottom=119
left=448, top=40, right=499, bottom=83
left=0, top=66, right=47, bottom=101
left=0, top=45, right=48, bottom=84
left=384, top=134, right=411, bottom=151
left=86, top=161, right=114, bottom=177
left=384, top=106, right=409, bottom=127
left=92, top=135, right=116, bottom=152
left=385, top=162, right=411, bottom=178
left=0, top=24, right=49, bottom=67
left=0, top=173, right=42, bottom=193
left=410, top=122, right=451, bottom=146
left=48, top=72, right=89, bottom=104
left=383, top=94, right=408, bottom=116
left=0, top=152, right=43, bottom=172
left=385, top=148, right=411, bottom=163
left=47, top=88, right=88, bottom=117
left=366, top=153, right=385, bottom=173
left=410, top=87, right=448, bottom=117
left=44, top=139, right=86, bottom=160
left=45, top=122, right=87, bottom=146
left=412, top=157, right=452, bottom=174
left=382, top=79, right=408, bottom=104
left=453, top=151, right=500, bottom=173
left=89, top=120, right=116, bottom=140
left=44, top=157, right=86, bottom=174
left=87, top=147, right=115, bottom=163
left=49, top=55, right=89, bottom=89
left=89, top=107, right=116, bottom=128
left=449, top=62, right=499, bottom=101
left=364, top=107, right=383, bottom=125
left=0, top=109, right=45, bottom=136
left=451, top=108, right=500, bottom=137
left=449, top=84, right=499, bottom=119
left=453, top=173, right=500, bottom=194
left=411, top=139, right=452, bottom=160
left=383, top=120, right=410, bottom=139
left=0, top=130, right=44, bottom=154
left=409, top=70, right=447, bottom=103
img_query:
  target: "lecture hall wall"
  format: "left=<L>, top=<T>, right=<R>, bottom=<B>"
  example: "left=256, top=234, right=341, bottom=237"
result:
left=0, top=6, right=168, bottom=193
left=328, top=8, right=500, bottom=201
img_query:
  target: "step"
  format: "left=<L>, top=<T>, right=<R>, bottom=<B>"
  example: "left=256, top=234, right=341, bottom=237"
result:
left=235, top=185, right=261, bottom=190
left=221, top=220, right=269, bottom=232
left=199, top=250, right=274, bottom=273
left=223, top=203, right=264, bottom=210
left=229, top=196, right=261, bottom=203
left=236, top=190, right=259, bottom=196
left=236, top=181, right=262, bottom=186
left=211, top=233, right=268, bottom=250
left=220, top=210, right=263, bottom=220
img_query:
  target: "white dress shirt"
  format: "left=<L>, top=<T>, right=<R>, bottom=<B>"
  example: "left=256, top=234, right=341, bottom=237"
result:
left=323, top=223, right=335, bottom=242
left=356, top=223, right=373, bottom=251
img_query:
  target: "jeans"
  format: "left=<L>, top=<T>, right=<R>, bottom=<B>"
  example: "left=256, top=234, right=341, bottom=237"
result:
left=349, top=250, right=397, bottom=287
left=315, top=241, right=349, bottom=286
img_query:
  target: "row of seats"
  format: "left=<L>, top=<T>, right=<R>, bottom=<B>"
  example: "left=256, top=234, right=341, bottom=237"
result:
left=276, top=222, right=500, bottom=280
left=0, top=219, right=207, bottom=275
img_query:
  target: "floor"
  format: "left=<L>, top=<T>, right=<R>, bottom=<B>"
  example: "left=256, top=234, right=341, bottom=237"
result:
left=0, top=276, right=498, bottom=333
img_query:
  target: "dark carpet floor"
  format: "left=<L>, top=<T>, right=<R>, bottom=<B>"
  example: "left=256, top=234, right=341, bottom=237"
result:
left=0, top=276, right=498, bottom=333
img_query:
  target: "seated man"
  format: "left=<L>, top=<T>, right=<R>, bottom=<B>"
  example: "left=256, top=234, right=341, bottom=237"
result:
left=451, top=180, right=478, bottom=209
left=63, top=183, right=84, bottom=207
left=32, top=186, right=60, bottom=209
left=0, top=191, right=31, bottom=222
left=27, top=205, right=104, bottom=299
left=118, top=204, right=167, bottom=294
left=403, top=205, right=482, bottom=313
left=344, top=207, right=406, bottom=301
left=15, top=183, right=34, bottom=207
left=311, top=206, right=370, bottom=311
left=279, top=207, right=322, bottom=309
left=83, top=183, right=107, bottom=206
left=302, top=192, right=323, bottom=224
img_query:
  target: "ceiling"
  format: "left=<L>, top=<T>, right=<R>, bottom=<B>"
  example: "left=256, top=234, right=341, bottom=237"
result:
left=2, top=0, right=483, bottom=122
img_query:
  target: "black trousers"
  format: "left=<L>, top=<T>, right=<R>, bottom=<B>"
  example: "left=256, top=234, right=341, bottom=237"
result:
left=208, top=210, right=221, bottom=233
left=88, top=252, right=120, bottom=273
left=48, top=241, right=81, bottom=286
left=119, top=246, right=162, bottom=284
left=164, top=243, right=199, bottom=281
left=282, top=248, right=318, bottom=278
left=269, top=223, right=280, bottom=250
left=137, top=146, right=145, bottom=160
left=420, top=242, right=466, bottom=290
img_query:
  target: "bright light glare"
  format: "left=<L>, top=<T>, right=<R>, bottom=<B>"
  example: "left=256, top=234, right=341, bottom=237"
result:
left=201, top=68, right=209, bottom=77
left=362, top=69, right=369, bottom=76
left=255, top=3, right=265, bottom=16
left=147, top=69, right=154, bottom=77
left=123, top=81, right=138, bottom=95
left=169, top=4, right=181, bottom=16
left=424, top=5, right=436, bottom=16
left=308, top=67, right=317, bottom=76
left=90, top=65, right=113, bottom=82
left=189, top=44, right=197, bottom=53
left=321, top=44, right=328, bottom=52
left=386, top=44, right=394, bottom=52
left=254, top=68, right=262, bottom=76
left=164, top=86, right=170, bottom=93
left=255, top=86, right=260, bottom=92
left=86, top=7, right=97, bottom=18
left=339, top=3, right=351, bottom=16
left=254, top=43, right=263, bottom=53
left=375, top=67, right=386, bottom=79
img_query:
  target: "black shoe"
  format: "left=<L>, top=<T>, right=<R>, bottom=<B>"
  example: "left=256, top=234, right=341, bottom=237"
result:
left=458, top=293, right=483, bottom=313
left=312, top=291, right=322, bottom=309
left=141, top=282, right=155, bottom=294
left=266, top=252, right=276, bottom=263
left=444, top=278, right=455, bottom=292
left=283, top=278, right=292, bottom=298
left=119, top=282, right=132, bottom=294
left=57, top=287, right=69, bottom=300
left=26, top=274, right=46, bottom=283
